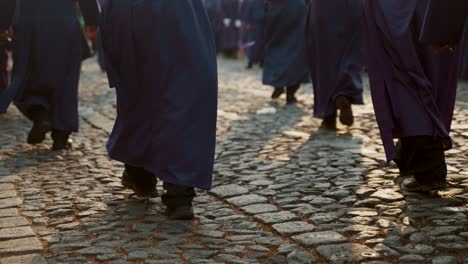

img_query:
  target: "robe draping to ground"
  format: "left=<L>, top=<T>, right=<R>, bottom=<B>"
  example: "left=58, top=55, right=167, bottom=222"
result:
left=241, top=0, right=264, bottom=64
left=219, top=0, right=242, bottom=52
left=364, top=0, right=458, bottom=161
left=0, top=0, right=99, bottom=131
left=306, top=0, right=364, bottom=119
left=262, top=0, right=309, bottom=88
left=100, top=0, right=218, bottom=190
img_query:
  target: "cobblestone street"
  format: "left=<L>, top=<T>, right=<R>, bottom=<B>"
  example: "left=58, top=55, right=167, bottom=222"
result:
left=0, top=58, right=467, bottom=264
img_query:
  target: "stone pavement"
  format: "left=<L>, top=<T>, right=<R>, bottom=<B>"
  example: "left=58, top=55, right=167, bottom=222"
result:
left=0, top=57, right=467, bottom=264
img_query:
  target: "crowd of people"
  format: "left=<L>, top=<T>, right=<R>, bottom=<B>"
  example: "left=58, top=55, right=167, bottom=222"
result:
left=0, top=0, right=467, bottom=220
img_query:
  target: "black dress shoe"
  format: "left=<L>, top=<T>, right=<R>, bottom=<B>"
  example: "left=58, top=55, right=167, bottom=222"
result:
left=122, top=165, right=158, bottom=198
left=401, top=177, right=447, bottom=192
left=51, top=130, right=72, bottom=150
left=320, top=112, right=337, bottom=130
left=286, top=85, right=300, bottom=104
left=162, top=182, right=196, bottom=220
left=27, top=107, right=52, bottom=145
left=271, top=88, right=284, bottom=99
left=336, top=96, right=354, bottom=126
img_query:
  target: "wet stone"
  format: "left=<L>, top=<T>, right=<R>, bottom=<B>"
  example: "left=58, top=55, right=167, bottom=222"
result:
left=0, top=226, right=35, bottom=240
left=371, top=189, right=404, bottom=202
left=432, top=256, right=457, bottom=264
left=0, top=216, right=29, bottom=228
left=210, top=184, right=249, bottom=198
left=254, top=211, right=299, bottom=224
left=317, top=243, right=381, bottom=264
left=241, top=204, right=279, bottom=215
left=271, top=221, right=315, bottom=236
left=292, top=231, right=347, bottom=247
left=227, top=194, right=268, bottom=207
left=399, top=254, right=425, bottom=264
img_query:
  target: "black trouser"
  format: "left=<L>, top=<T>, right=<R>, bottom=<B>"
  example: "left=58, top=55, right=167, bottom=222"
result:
left=396, top=136, right=447, bottom=184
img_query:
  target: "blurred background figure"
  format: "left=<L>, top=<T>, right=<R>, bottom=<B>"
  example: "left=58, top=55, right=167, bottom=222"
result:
left=306, top=0, right=364, bottom=130
left=241, top=0, right=265, bottom=69
left=0, top=0, right=99, bottom=149
left=219, top=0, right=242, bottom=58
left=0, top=0, right=14, bottom=97
left=262, top=0, right=309, bottom=104
left=364, top=0, right=459, bottom=192
left=202, top=0, right=222, bottom=53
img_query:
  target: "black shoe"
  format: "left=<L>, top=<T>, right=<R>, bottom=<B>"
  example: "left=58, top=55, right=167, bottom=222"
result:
left=271, top=88, right=284, bottom=99
left=162, top=182, right=196, bottom=220
left=51, top=130, right=72, bottom=150
left=394, top=140, right=411, bottom=177
left=27, top=107, right=52, bottom=145
left=286, top=85, right=300, bottom=104
left=401, top=177, right=447, bottom=192
left=246, top=61, right=253, bottom=69
left=320, top=112, right=337, bottom=130
left=336, top=96, right=354, bottom=126
left=122, top=165, right=158, bottom=198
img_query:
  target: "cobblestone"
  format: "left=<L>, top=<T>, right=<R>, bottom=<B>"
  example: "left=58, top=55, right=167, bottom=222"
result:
left=0, top=57, right=467, bottom=263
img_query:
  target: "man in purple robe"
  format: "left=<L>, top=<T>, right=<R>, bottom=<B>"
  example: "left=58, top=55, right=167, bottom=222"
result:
left=0, top=0, right=99, bottom=149
left=100, top=0, right=218, bottom=220
left=220, top=0, right=242, bottom=57
left=364, top=0, right=459, bottom=192
left=263, top=0, right=309, bottom=104
left=305, top=0, right=364, bottom=129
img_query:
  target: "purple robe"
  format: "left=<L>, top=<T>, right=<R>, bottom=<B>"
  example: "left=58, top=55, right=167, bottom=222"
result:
left=0, top=49, right=7, bottom=93
left=100, top=0, right=218, bottom=190
left=219, top=0, right=242, bottom=51
left=0, top=0, right=99, bottom=131
left=306, top=0, right=364, bottom=119
left=262, top=0, right=309, bottom=88
left=364, top=0, right=458, bottom=161
left=458, top=24, right=468, bottom=79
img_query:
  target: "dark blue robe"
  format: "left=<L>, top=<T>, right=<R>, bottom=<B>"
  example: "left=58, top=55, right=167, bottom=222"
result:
left=262, top=0, right=309, bottom=88
left=458, top=23, right=468, bottom=79
left=202, top=0, right=222, bottom=52
left=241, top=0, right=264, bottom=63
left=306, top=0, right=364, bottom=119
left=100, top=0, right=218, bottom=190
left=420, top=0, right=468, bottom=45
left=219, top=0, right=242, bottom=51
left=0, top=49, right=7, bottom=93
left=364, top=0, right=458, bottom=161
left=0, top=0, right=99, bottom=131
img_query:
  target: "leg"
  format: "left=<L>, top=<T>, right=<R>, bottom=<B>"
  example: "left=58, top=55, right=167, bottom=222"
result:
left=271, top=87, right=284, bottom=99
left=51, top=130, right=72, bottom=151
left=162, top=182, right=196, bottom=220
left=335, top=95, right=354, bottom=126
left=400, top=136, right=447, bottom=191
left=286, top=84, right=300, bottom=104
left=122, top=165, right=158, bottom=198
left=320, top=111, right=337, bottom=130
left=27, top=105, right=52, bottom=145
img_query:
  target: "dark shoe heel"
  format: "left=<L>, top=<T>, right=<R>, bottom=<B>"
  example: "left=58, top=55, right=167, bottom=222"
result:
left=336, top=96, right=354, bottom=126
left=51, top=130, right=72, bottom=150
left=122, top=166, right=158, bottom=198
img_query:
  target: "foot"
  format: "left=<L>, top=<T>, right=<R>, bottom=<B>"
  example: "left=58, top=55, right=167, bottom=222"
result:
left=336, top=96, right=354, bottom=126
left=271, top=88, right=284, bottom=99
left=166, top=205, right=195, bottom=220
left=320, top=113, right=337, bottom=130
left=286, top=86, right=299, bottom=104
left=246, top=61, right=253, bottom=69
left=51, top=130, right=72, bottom=150
left=27, top=110, right=52, bottom=145
left=401, top=177, right=447, bottom=192
left=122, top=166, right=158, bottom=198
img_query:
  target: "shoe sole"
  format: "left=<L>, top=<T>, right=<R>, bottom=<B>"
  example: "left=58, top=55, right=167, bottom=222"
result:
left=121, top=178, right=157, bottom=198
left=336, top=97, right=354, bottom=126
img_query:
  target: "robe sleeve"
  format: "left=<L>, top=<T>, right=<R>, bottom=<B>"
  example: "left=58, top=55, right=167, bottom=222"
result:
left=420, top=0, right=468, bottom=45
left=78, top=0, right=100, bottom=26
left=0, top=0, right=16, bottom=32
